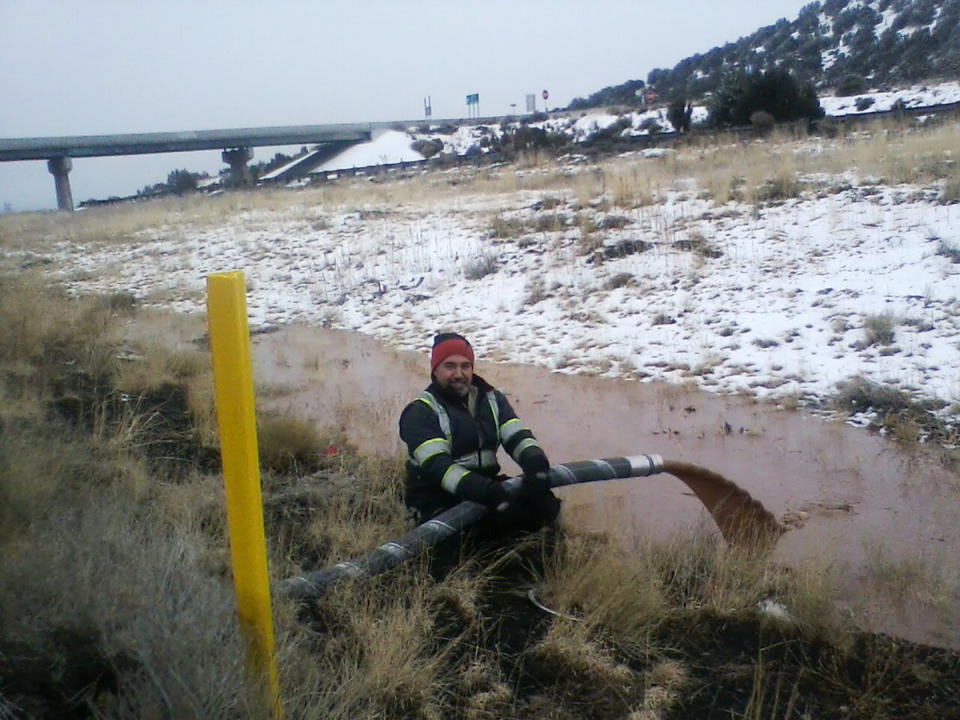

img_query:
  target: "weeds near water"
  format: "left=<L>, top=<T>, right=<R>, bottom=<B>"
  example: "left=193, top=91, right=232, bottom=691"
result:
left=742, top=648, right=803, bottom=720
left=256, top=413, right=325, bottom=473
left=864, top=545, right=948, bottom=609
left=833, top=376, right=955, bottom=445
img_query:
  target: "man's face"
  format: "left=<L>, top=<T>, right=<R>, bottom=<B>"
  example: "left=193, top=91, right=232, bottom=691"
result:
left=434, top=354, right=473, bottom=396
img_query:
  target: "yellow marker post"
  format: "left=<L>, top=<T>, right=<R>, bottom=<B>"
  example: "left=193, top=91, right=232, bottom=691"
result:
left=207, top=271, right=282, bottom=718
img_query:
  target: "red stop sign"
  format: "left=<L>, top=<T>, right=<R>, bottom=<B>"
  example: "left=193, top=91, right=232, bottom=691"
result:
left=542, top=90, right=549, bottom=101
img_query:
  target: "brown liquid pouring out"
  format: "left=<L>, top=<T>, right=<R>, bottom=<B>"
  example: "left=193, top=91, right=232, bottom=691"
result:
left=661, top=459, right=786, bottom=550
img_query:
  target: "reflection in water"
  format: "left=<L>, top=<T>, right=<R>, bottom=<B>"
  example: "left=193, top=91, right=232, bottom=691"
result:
left=251, top=325, right=960, bottom=649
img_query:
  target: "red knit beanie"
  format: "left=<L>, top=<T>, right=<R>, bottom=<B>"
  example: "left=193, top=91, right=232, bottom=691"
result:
left=430, top=333, right=474, bottom=372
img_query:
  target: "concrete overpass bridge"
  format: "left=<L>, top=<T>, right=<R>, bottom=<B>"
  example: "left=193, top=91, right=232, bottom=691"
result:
left=0, top=124, right=372, bottom=211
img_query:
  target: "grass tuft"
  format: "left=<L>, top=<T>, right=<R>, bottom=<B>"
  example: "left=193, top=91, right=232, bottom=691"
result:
left=937, top=239, right=960, bottom=263
left=463, top=250, right=499, bottom=280
left=490, top=214, right=526, bottom=239
left=862, top=312, right=896, bottom=347
left=941, top=176, right=960, bottom=204
left=257, top=413, right=325, bottom=472
left=523, top=276, right=549, bottom=306
left=833, top=376, right=953, bottom=444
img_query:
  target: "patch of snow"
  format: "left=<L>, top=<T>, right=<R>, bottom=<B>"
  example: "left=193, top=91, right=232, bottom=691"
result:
left=310, top=130, right=425, bottom=174
left=876, top=6, right=898, bottom=35
left=821, top=81, right=960, bottom=115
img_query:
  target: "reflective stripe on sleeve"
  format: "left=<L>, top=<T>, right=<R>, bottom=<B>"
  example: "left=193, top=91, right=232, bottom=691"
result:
left=441, top=464, right=471, bottom=494
left=511, top=437, right=541, bottom=461
left=413, top=437, right=450, bottom=466
left=499, top=417, right=526, bottom=444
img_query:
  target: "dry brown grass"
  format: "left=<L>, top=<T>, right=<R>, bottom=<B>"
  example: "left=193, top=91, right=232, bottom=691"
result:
left=254, top=413, right=322, bottom=472
left=942, top=172, right=960, bottom=204
left=538, top=529, right=845, bottom=646
left=539, top=534, right=667, bottom=640
left=276, top=576, right=449, bottom=720
left=863, top=544, right=950, bottom=611
left=0, top=272, right=121, bottom=367
left=0, top=350, right=251, bottom=719
left=524, top=620, right=635, bottom=693
left=606, top=163, right=655, bottom=208
left=114, top=341, right=209, bottom=390
left=825, top=119, right=960, bottom=185
left=0, top=276, right=432, bottom=717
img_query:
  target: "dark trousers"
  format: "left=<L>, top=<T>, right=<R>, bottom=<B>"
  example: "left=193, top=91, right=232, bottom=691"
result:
left=423, top=489, right=562, bottom=580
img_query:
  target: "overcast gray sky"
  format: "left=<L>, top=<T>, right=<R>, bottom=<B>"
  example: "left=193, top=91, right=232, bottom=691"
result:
left=1, top=0, right=812, bottom=211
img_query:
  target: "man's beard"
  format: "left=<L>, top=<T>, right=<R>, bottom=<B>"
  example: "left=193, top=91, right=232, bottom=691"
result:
left=438, top=378, right=470, bottom=400
left=447, top=379, right=470, bottom=397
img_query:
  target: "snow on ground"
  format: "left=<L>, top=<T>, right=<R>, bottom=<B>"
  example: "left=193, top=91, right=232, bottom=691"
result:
left=8, top=83, right=959, bottom=433
left=311, top=129, right=425, bottom=174
left=819, top=81, right=960, bottom=116
left=27, top=148, right=960, bottom=431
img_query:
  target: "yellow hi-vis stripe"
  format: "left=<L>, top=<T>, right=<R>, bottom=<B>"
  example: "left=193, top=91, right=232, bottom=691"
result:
left=413, top=437, right=450, bottom=465
left=511, top=437, right=541, bottom=462
left=499, top=417, right=525, bottom=443
left=417, top=392, right=452, bottom=440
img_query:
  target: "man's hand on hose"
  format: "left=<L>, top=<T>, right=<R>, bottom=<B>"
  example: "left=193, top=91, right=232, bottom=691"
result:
left=521, top=450, right=551, bottom=495
left=459, top=471, right=510, bottom=511
left=482, top=480, right=511, bottom=512
left=523, top=470, right=551, bottom=495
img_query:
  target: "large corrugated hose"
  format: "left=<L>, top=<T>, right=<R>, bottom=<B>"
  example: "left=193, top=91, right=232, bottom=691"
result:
left=281, top=453, right=784, bottom=600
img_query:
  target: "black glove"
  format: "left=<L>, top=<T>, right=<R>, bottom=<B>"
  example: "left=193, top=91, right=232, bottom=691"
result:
left=482, top=480, right=510, bottom=512
left=522, top=470, right=551, bottom=495
left=521, top=449, right=551, bottom=494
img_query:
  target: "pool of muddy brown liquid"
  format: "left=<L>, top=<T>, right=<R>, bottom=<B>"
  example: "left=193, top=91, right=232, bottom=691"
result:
left=251, top=326, right=960, bottom=650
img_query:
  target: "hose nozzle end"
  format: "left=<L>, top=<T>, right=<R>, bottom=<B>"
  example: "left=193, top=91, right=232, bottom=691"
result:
left=626, top=453, right=664, bottom=476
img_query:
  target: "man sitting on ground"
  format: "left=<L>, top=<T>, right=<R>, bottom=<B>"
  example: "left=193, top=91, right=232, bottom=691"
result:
left=398, top=332, right=561, bottom=531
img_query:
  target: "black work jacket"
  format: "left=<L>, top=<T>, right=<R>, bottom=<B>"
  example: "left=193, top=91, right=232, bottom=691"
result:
left=398, top=373, right=547, bottom=516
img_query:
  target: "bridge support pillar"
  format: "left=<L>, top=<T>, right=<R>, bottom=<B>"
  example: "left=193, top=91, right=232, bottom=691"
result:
left=222, top=147, right=252, bottom=186
left=47, top=156, right=74, bottom=211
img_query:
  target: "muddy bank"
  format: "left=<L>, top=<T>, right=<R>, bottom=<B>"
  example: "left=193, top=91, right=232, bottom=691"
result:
left=250, top=325, right=960, bottom=649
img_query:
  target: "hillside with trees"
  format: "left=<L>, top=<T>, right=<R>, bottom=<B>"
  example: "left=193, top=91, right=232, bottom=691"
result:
left=568, top=0, right=960, bottom=112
